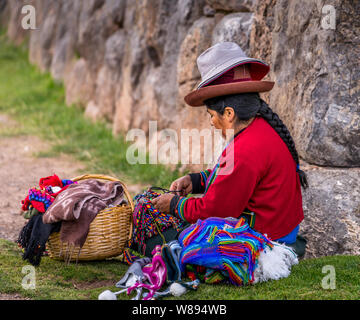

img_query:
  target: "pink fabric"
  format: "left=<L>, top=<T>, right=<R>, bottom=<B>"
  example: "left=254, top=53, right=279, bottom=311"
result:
left=127, top=245, right=167, bottom=300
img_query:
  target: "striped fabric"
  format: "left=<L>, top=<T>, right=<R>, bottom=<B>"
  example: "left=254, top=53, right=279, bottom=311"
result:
left=127, top=190, right=185, bottom=257
left=203, top=165, right=220, bottom=194
left=176, top=168, right=219, bottom=222
left=178, top=217, right=273, bottom=286
left=200, top=169, right=212, bottom=190
left=176, top=197, right=188, bottom=221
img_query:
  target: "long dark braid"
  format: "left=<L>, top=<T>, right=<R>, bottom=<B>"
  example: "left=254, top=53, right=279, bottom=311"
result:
left=257, top=99, right=308, bottom=188
left=204, top=93, right=309, bottom=189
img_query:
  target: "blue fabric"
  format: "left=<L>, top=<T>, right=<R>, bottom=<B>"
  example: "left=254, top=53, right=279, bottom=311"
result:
left=275, top=225, right=299, bottom=244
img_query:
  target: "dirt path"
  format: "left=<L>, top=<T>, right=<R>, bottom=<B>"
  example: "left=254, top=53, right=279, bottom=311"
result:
left=0, top=113, right=145, bottom=300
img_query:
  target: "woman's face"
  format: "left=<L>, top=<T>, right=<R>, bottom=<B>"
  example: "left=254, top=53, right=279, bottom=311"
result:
left=207, top=107, right=234, bottom=138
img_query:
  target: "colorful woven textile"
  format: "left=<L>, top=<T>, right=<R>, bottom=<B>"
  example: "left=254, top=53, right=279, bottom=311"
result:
left=125, top=189, right=186, bottom=259
left=178, top=217, right=273, bottom=286
left=17, top=174, right=76, bottom=266
left=21, top=174, right=76, bottom=213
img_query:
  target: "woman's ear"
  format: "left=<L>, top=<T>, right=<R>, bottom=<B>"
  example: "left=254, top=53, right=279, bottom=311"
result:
left=224, top=107, right=236, bottom=123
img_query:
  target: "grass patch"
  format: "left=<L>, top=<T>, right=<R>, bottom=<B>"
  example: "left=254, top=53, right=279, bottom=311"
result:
left=0, top=238, right=129, bottom=300
left=0, top=33, right=185, bottom=188
left=1, top=239, right=360, bottom=300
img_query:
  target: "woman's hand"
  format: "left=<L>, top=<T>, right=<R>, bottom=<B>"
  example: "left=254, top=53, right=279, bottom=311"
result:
left=169, top=175, right=192, bottom=197
left=151, top=175, right=192, bottom=214
left=151, top=193, right=174, bottom=214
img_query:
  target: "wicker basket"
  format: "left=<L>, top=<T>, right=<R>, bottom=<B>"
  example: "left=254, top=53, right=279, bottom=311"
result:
left=47, top=174, right=134, bottom=262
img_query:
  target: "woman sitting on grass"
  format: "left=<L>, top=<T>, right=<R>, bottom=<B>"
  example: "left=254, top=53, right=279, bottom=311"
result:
left=151, top=42, right=308, bottom=256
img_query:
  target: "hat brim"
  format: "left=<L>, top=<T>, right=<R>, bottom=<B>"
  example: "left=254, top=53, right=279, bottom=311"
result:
left=184, top=81, right=275, bottom=107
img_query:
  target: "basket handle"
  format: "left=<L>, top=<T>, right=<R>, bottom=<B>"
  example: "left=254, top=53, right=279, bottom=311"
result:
left=71, top=174, right=135, bottom=211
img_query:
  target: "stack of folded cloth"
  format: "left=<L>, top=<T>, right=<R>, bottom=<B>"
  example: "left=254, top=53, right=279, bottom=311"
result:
left=43, top=179, right=126, bottom=248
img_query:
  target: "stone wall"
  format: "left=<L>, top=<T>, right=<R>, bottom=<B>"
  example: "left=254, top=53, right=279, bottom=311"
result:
left=1, top=0, right=359, bottom=258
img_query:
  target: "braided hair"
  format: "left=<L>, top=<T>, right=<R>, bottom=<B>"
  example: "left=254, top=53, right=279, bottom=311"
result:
left=204, top=93, right=309, bottom=189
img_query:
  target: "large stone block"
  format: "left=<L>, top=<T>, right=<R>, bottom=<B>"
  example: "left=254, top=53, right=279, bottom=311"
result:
left=89, top=30, right=126, bottom=121
left=177, top=17, right=216, bottom=106
left=301, top=164, right=360, bottom=257
left=49, top=0, right=82, bottom=81
left=212, top=12, right=253, bottom=54
left=269, top=0, right=360, bottom=167
left=64, top=58, right=95, bottom=108
left=76, top=0, right=121, bottom=75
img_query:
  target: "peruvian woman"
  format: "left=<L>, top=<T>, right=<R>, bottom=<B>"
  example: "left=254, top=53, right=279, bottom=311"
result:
left=151, top=42, right=308, bottom=257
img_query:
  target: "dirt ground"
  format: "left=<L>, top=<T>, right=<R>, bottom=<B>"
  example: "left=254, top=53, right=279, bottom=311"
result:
left=0, top=113, right=145, bottom=300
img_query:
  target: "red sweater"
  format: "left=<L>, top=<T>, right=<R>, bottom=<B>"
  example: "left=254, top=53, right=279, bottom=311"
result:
left=175, top=116, right=304, bottom=240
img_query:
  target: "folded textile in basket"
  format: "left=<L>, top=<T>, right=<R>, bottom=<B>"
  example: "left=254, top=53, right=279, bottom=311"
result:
left=42, top=179, right=126, bottom=248
left=21, top=174, right=76, bottom=213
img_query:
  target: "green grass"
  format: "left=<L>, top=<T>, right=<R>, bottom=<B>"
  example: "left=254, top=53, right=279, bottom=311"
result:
left=1, top=239, right=359, bottom=300
left=0, top=31, right=185, bottom=188
left=0, top=239, right=129, bottom=300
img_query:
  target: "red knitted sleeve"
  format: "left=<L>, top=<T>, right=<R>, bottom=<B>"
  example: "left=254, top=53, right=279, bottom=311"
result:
left=176, top=159, right=259, bottom=223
